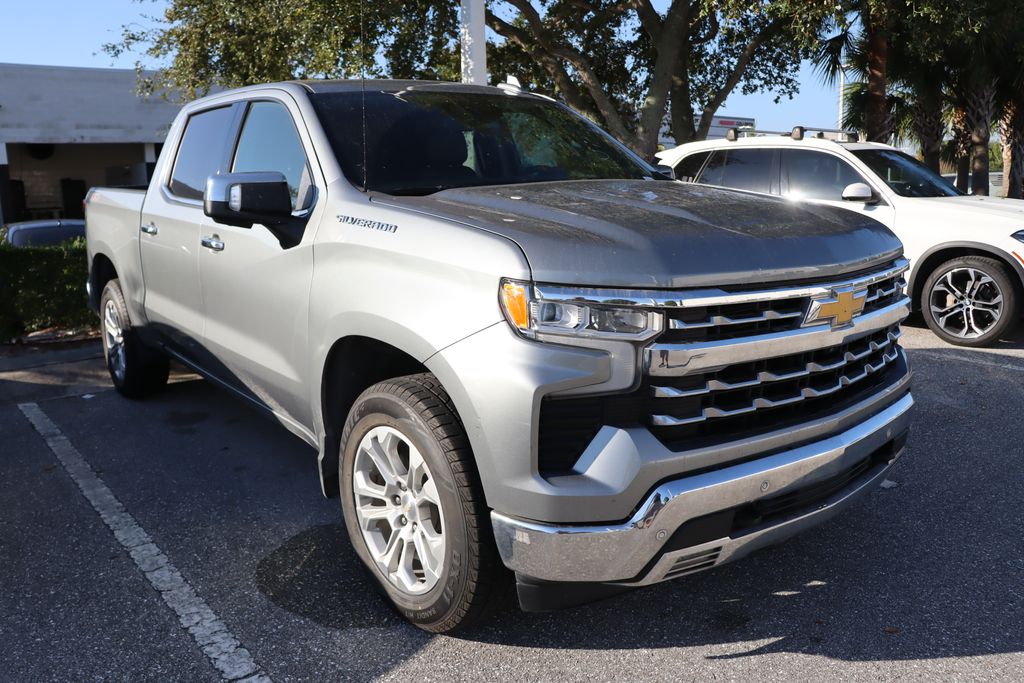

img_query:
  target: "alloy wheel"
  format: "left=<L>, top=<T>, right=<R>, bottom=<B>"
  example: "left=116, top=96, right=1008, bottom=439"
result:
left=103, top=299, right=127, bottom=381
left=352, top=425, right=446, bottom=595
left=928, top=267, right=1004, bottom=340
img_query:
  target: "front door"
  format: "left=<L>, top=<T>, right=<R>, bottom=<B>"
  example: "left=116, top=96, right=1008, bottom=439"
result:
left=197, top=98, right=320, bottom=431
left=779, top=149, right=896, bottom=229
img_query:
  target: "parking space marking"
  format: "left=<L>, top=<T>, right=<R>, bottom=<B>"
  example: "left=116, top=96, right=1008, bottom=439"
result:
left=17, top=402, right=273, bottom=683
left=910, top=349, right=1024, bottom=373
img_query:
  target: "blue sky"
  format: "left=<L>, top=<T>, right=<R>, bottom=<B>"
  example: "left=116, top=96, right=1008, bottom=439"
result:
left=0, top=0, right=841, bottom=132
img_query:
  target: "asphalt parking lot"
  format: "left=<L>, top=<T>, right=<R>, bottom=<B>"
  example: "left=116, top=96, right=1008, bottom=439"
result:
left=2, top=322, right=1023, bottom=682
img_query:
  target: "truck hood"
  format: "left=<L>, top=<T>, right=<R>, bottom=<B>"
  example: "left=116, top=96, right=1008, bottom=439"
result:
left=380, top=180, right=903, bottom=289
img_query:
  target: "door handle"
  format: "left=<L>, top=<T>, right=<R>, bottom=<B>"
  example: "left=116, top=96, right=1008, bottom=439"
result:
left=201, top=235, right=225, bottom=252
left=141, top=222, right=159, bottom=235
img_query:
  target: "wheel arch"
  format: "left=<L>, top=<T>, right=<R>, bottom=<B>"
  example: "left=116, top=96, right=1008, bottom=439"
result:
left=909, top=242, right=1024, bottom=311
left=89, top=252, right=118, bottom=314
left=317, top=335, right=433, bottom=497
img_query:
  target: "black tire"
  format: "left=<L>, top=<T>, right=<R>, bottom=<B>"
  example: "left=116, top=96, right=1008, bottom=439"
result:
left=921, top=255, right=1018, bottom=347
left=99, top=279, right=170, bottom=398
left=338, top=373, right=500, bottom=633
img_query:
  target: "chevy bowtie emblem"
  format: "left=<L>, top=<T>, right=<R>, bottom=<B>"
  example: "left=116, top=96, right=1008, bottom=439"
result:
left=804, top=288, right=867, bottom=328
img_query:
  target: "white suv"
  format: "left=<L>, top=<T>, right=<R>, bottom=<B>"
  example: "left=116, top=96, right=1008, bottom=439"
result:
left=658, top=128, right=1024, bottom=346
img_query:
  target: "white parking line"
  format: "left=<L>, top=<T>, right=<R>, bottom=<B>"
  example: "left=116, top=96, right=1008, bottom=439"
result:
left=17, top=402, right=273, bottom=683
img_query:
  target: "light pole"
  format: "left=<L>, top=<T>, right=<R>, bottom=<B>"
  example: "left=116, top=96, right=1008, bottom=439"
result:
left=838, top=64, right=847, bottom=130
left=460, top=0, right=487, bottom=85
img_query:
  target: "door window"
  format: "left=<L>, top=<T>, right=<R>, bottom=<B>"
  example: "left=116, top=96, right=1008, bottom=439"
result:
left=696, top=149, right=772, bottom=193
left=232, top=101, right=312, bottom=209
left=169, top=106, right=236, bottom=200
left=782, top=149, right=865, bottom=200
left=675, top=151, right=710, bottom=182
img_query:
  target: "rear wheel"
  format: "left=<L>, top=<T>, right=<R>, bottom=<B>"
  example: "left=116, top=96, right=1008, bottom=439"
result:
left=921, top=256, right=1017, bottom=347
left=100, top=279, right=169, bottom=397
left=339, top=373, right=500, bottom=633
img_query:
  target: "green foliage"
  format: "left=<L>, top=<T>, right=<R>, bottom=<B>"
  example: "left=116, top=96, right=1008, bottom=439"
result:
left=105, top=0, right=843, bottom=156
left=104, top=0, right=460, bottom=99
left=0, top=238, right=94, bottom=340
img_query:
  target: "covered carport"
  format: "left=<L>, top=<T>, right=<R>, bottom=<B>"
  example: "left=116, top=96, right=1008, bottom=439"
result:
left=0, top=63, right=180, bottom=224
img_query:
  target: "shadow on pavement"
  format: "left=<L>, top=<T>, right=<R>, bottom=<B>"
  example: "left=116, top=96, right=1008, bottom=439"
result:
left=255, top=523, right=406, bottom=630
left=253, top=343, right=1024, bottom=664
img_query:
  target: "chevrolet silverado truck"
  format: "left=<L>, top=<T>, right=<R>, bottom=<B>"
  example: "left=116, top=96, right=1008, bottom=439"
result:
left=85, top=80, right=913, bottom=633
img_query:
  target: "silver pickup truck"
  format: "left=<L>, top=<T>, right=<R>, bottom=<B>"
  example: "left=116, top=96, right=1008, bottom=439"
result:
left=85, top=80, right=913, bottom=633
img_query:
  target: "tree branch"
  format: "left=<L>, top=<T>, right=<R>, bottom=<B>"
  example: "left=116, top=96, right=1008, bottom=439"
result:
left=486, top=9, right=594, bottom=120
left=696, top=20, right=782, bottom=139
left=500, top=0, right=635, bottom=144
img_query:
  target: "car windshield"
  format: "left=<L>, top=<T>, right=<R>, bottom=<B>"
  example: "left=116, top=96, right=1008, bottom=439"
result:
left=851, top=149, right=961, bottom=198
left=310, top=88, right=652, bottom=196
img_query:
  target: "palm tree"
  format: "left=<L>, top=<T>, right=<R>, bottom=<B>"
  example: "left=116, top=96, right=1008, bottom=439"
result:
left=813, top=2, right=894, bottom=143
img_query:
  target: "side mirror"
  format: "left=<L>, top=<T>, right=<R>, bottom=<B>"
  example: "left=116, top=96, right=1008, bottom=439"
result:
left=654, top=164, right=677, bottom=180
left=841, top=182, right=877, bottom=204
left=204, top=172, right=293, bottom=228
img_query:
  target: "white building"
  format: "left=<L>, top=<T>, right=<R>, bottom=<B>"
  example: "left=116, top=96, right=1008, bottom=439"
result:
left=0, top=63, right=182, bottom=224
left=659, top=114, right=757, bottom=147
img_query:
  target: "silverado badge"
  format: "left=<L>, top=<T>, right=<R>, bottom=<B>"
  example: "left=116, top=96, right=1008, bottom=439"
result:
left=804, top=288, right=867, bottom=328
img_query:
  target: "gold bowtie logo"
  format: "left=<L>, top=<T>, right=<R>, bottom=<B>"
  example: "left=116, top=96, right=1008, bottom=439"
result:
left=806, top=288, right=867, bottom=328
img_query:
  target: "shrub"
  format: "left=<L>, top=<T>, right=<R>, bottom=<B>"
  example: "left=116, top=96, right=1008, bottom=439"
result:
left=0, top=237, right=95, bottom=340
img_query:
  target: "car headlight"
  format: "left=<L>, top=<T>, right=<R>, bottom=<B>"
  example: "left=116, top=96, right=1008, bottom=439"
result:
left=499, top=279, right=663, bottom=340
left=1012, top=230, right=1024, bottom=244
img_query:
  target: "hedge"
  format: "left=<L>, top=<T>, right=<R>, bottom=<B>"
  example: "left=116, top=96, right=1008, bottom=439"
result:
left=0, top=237, right=95, bottom=340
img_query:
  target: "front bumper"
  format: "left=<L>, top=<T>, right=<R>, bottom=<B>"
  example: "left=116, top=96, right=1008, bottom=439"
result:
left=491, top=391, right=913, bottom=585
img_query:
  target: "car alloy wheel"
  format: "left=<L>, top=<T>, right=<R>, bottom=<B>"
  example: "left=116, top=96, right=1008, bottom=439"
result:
left=352, top=425, right=446, bottom=595
left=928, top=266, right=1004, bottom=340
left=103, top=298, right=127, bottom=381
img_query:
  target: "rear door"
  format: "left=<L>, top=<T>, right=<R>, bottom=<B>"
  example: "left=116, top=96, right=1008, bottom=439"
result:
left=197, top=97, right=320, bottom=430
left=695, top=148, right=777, bottom=194
left=140, top=104, right=238, bottom=352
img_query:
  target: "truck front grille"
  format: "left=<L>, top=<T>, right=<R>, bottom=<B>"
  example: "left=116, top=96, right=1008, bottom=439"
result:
left=661, top=265, right=906, bottom=343
left=536, top=259, right=911, bottom=477
left=649, top=326, right=902, bottom=428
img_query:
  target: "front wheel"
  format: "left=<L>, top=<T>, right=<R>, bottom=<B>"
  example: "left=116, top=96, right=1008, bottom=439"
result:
left=100, top=279, right=169, bottom=398
left=339, top=373, right=501, bottom=633
left=921, top=256, right=1018, bottom=347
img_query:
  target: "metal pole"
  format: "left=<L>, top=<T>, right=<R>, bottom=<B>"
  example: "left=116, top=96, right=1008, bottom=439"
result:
left=0, top=142, right=10, bottom=226
left=838, top=67, right=846, bottom=130
left=460, top=0, right=487, bottom=85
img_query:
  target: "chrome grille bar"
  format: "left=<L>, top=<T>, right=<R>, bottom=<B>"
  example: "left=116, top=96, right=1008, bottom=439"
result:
left=651, top=347, right=902, bottom=427
left=864, top=277, right=906, bottom=304
left=668, top=309, right=802, bottom=331
left=651, top=329, right=902, bottom=400
left=646, top=297, right=909, bottom=377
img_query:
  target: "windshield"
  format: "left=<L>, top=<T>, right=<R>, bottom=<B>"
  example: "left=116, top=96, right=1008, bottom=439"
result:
left=851, top=149, right=961, bottom=198
left=310, top=88, right=651, bottom=195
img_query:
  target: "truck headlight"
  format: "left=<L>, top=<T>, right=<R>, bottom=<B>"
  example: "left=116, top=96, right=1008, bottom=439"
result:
left=500, top=279, right=663, bottom=340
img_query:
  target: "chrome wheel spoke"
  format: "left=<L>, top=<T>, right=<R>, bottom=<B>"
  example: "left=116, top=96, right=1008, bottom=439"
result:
left=966, top=308, right=983, bottom=336
left=413, top=526, right=442, bottom=583
left=353, top=471, right=389, bottom=502
left=418, top=477, right=441, bottom=507
left=357, top=504, right=392, bottom=529
left=378, top=527, right=404, bottom=570
left=941, top=272, right=965, bottom=298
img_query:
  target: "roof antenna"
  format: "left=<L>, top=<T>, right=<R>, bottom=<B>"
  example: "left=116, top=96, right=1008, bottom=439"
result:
left=360, top=0, right=368, bottom=191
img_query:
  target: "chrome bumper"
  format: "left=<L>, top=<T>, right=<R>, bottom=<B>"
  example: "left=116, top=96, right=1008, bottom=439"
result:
left=491, top=392, right=913, bottom=585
